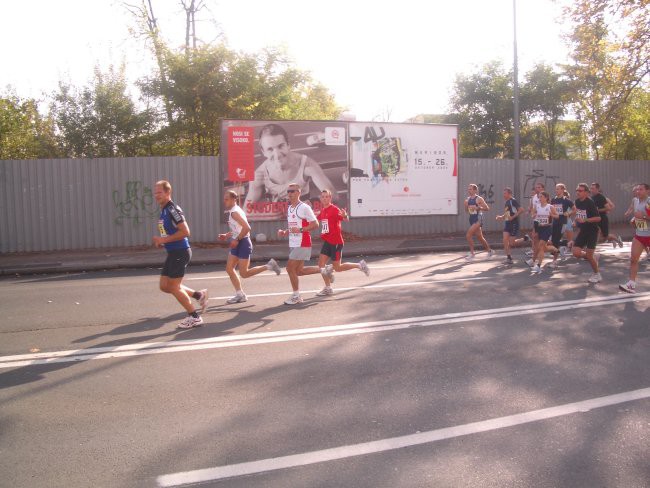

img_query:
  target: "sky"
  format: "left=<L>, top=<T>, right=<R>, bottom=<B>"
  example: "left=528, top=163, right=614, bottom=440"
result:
left=0, top=0, right=570, bottom=122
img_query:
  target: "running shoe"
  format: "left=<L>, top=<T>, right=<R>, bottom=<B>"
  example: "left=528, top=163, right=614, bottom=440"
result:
left=616, top=235, right=624, bottom=248
left=524, top=249, right=533, bottom=257
left=316, top=286, right=334, bottom=296
left=359, top=259, right=370, bottom=276
left=531, top=264, right=542, bottom=274
left=178, top=315, right=203, bottom=329
left=550, top=260, right=559, bottom=269
left=525, top=258, right=534, bottom=267
left=523, top=234, right=531, bottom=242
left=486, top=249, right=494, bottom=258
left=198, top=289, right=209, bottom=313
left=266, top=258, right=281, bottom=275
left=465, top=253, right=475, bottom=261
left=559, top=246, right=569, bottom=258
left=226, top=292, right=247, bottom=304
left=618, top=281, right=636, bottom=294
left=503, top=257, right=514, bottom=265
left=284, top=294, right=304, bottom=305
left=588, top=272, right=602, bottom=283
left=320, top=264, right=335, bottom=283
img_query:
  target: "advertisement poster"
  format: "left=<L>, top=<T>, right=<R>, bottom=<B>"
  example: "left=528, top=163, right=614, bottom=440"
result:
left=349, top=122, right=458, bottom=216
left=221, top=120, right=349, bottom=221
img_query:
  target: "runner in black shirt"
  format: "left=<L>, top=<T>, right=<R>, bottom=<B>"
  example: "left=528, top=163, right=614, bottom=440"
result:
left=571, top=183, right=602, bottom=283
left=590, top=182, right=623, bottom=248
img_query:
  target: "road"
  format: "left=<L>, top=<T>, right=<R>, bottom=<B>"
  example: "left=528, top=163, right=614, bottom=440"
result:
left=1, top=245, right=649, bottom=488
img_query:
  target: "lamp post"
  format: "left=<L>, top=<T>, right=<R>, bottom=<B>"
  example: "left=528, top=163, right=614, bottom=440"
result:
left=513, top=0, right=521, bottom=201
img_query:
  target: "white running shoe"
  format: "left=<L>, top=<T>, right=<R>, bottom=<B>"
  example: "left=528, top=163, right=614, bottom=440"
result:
left=178, top=315, right=203, bottom=329
left=316, top=286, right=333, bottom=297
left=618, top=281, right=636, bottom=293
left=486, top=249, right=494, bottom=258
left=284, top=294, right=304, bottom=305
left=503, top=257, right=514, bottom=265
left=550, top=260, right=559, bottom=269
left=359, top=259, right=370, bottom=276
left=198, top=289, right=209, bottom=313
left=465, top=253, right=475, bottom=261
left=266, top=258, right=281, bottom=275
left=524, top=249, right=533, bottom=257
left=588, top=272, right=602, bottom=283
left=616, top=235, right=624, bottom=248
left=525, top=258, right=534, bottom=267
left=559, top=246, right=569, bottom=258
left=531, top=264, right=542, bottom=274
left=226, top=292, right=247, bottom=304
left=321, top=264, right=335, bottom=283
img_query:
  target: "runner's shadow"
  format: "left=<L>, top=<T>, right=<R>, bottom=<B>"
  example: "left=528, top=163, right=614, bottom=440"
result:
left=72, top=313, right=186, bottom=344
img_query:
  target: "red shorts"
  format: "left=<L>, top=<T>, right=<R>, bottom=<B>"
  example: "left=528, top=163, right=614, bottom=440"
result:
left=633, top=235, right=650, bottom=247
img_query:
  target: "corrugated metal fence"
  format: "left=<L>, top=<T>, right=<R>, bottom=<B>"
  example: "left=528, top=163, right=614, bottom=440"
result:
left=0, top=157, right=648, bottom=252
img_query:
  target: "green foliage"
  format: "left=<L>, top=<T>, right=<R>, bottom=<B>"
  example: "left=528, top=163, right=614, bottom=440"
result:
left=0, top=90, right=58, bottom=159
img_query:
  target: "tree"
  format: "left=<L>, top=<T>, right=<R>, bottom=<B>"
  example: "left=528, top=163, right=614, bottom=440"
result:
left=561, top=0, right=649, bottom=159
left=448, top=61, right=514, bottom=158
left=0, top=90, right=58, bottom=159
left=51, top=65, right=151, bottom=157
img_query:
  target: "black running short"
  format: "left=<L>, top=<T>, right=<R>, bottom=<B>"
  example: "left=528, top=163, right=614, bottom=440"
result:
left=162, top=248, right=192, bottom=278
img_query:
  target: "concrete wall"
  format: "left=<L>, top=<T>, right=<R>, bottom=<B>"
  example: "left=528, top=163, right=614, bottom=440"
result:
left=1, top=157, right=648, bottom=252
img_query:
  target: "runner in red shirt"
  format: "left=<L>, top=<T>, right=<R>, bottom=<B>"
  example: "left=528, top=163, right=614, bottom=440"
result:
left=315, top=189, right=370, bottom=296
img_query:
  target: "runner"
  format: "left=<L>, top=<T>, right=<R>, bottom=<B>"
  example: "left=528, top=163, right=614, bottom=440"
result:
left=277, top=183, right=333, bottom=305
left=315, top=189, right=369, bottom=296
left=152, top=180, right=208, bottom=329
left=624, top=184, right=650, bottom=261
left=590, top=182, right=623, bottom=248
left=530, top=191, right=559, bottom=274
left=570, top=183, right=602, bottom=283
left=495, top=187, right=526, bottom=265
left=550, top=183, right=574, bottom=267
left=218, top=190, right=281, bottom=304
left=524, top=182, right=545, bottom=262
left=464, top=183, right=493, bottom=260
left=619, top=183, right=650, bottom=293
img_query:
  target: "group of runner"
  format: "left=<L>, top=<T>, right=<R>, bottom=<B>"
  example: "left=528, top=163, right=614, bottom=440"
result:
left=464, top=181, right=650, bottom=292
left=152, top=180, right=368, bottom=329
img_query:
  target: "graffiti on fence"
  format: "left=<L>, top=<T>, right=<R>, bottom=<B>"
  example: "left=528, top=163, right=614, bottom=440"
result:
left=112, top=180, right=158, bottom=225
left=522, top=169, right=561, bottom=201
left=476, top=183, right=495, bottom=204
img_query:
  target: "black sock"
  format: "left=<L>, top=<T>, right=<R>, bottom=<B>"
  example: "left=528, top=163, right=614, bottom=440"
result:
left=507, top=254, right=512, bottom=259
left=190, top=311, right=199, bottom=318
left=192, top=291, right=202, bottom=300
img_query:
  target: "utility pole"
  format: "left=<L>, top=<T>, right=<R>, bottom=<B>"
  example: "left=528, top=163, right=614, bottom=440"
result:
left=513, top=0, right=521, bottom=202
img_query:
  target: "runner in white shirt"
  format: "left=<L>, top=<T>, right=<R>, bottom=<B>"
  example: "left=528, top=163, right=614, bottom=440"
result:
left=218, top=190, right=281, bottom=304
left=277, top=183, right=333, bottom=305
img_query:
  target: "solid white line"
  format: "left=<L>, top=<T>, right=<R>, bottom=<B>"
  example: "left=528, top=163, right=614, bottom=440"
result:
left=209, top=276, right=489, bottom=300
left=156, top=386, right=650, bottom=487
left=1, top=292, right=649, bottom=369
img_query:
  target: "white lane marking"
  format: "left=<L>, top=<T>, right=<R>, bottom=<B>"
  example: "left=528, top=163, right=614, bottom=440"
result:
left=1, top=292, right=649, bottom=369
left=157, top=386, right=650, bottom=486
left=209, top=277, right=489, bottom=300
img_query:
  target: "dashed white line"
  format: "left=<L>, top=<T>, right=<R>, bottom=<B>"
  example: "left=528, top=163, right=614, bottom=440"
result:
left=156, top=386, right=650, bottom=486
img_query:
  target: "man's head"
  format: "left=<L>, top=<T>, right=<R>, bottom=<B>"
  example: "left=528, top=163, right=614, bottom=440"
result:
left=259, top=124, right=290, bottom=167
left=637, top=183, right=649, bottom=200
left=468, top=183, right=478, bottom=195
left=223, top=189, right=238, bottom=210
left=575, top=183, right=590, bottom=200
left=503, top=187, right=513, bottom=200
left=590, top=182, right=601, bottom=196
left=320, top=189, right=332, bottom=207
left=154, top=180, right=172, bottom=207
left=287, top=183, right=301, bottom=204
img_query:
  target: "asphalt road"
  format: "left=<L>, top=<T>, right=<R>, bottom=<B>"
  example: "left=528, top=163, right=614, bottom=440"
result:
left=1, top=245, right=649, bottom=488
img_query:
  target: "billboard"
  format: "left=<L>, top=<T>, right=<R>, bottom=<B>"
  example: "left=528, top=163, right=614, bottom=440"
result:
left=349, top=122, right=459, bottom=216
left=221, top=120, right=349, bottom=221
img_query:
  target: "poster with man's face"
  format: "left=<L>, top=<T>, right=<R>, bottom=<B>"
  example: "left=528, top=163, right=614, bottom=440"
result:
left=221, top=120, right=349, bottom=221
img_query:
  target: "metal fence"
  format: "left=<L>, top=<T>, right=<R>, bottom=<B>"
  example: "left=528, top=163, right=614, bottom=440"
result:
left=1, top=157, right=648, bottom=252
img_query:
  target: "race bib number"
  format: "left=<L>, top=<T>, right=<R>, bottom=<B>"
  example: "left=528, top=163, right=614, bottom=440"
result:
left=321, top=219, right=330, bottom=234
left=157, top=220, right=167, bottom=237
left=468, top=206, right=477, bottom=215
left=635, top=219, right=648, bottom=231
left=554, top=204, right=563, bottom=214
left=536, top=216, right=549, bottom=225
left=576, top=209, right=587, bottom=221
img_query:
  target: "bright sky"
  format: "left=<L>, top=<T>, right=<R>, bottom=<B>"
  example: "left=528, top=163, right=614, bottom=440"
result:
left=0, top=0, right=569, bottom=122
